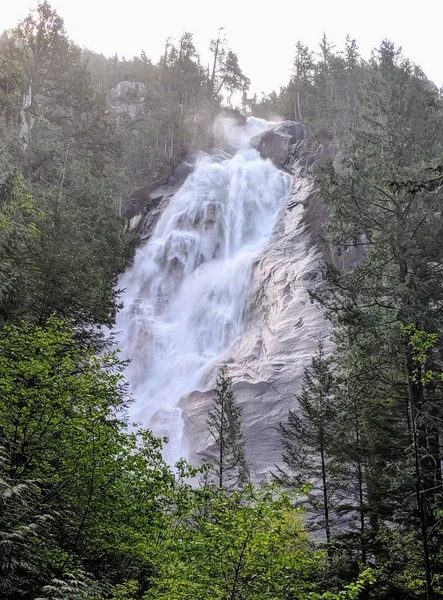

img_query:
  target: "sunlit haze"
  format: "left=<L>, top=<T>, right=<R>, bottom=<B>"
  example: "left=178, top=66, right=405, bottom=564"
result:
left=1, top=0, right=442, bottom=94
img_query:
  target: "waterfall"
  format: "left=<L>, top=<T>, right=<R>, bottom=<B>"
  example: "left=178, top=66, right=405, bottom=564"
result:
left=115, top=117, right=293, bottom=465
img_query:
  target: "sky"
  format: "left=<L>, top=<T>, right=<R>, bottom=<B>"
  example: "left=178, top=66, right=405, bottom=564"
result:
left=1, top=0, right=442, bottom=94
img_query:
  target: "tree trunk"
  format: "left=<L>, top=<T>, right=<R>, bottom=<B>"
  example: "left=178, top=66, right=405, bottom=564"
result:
left=219, top=397, right=224, bottom=489
left=210, top=34, right=221, bottom=98
left=319, top=436, right=332, bottom=558
left=19, top=82, right=33, bottom=166
left=296, top=91, right=303, bottom=123
left=406, top=358, right=434, bottom=600
left=354, top=402, right=366, bottom=564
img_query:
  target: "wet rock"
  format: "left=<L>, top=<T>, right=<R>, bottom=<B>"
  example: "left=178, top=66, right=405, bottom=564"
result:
left=204, top=202, right=218, bottom=224
left=122, top=156, right=198, bottom=238
left=128, top=214, right=142, bottom=232
left=250, top=121, right=310, bottom=169
left=139, top=183, right=181, bottom=240
left=167, top=157, right=197, bottom=186
left=121, top=179, right=166, bottom=221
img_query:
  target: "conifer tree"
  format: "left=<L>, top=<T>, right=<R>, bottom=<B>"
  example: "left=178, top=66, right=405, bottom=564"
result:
left=315, top=43, right=443, bottom=598
left=209, top=29, right=250, bottom=100
left=276, top=340, right=338, bottom=553
left=206, top=365, right=249, bottom=488
left=291, top=41, right=315, bottom=122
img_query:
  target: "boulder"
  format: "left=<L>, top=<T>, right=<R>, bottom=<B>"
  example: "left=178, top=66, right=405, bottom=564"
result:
left=250, top=120, right=310, bottom=169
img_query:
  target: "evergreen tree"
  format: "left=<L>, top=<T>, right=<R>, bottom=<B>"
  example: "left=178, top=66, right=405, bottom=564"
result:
left=276, top=340, right=339, bottom=554
left=344, top=35, right=360, bottom=69
left=0, top=170, right=133, bottom=330
left=1, top=1, right=116, bottom=174
left=209, top=29, right=250, bottom=100
left=206, top=365, right=249, bottom=488
left=315, top=43, right=443, bottom=598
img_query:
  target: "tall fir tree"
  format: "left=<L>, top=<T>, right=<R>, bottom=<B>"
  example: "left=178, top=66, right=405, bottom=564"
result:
left=276, top=340, right=339, bottom=555
left=206, top=365, right=249, bottom=488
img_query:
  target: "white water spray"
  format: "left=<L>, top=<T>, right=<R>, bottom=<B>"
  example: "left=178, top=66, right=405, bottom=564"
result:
left=115, top=118, right=292, bottom=464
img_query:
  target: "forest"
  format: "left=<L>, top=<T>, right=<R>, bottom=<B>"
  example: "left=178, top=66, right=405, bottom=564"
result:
left=1, top=2, right=443, bottom=599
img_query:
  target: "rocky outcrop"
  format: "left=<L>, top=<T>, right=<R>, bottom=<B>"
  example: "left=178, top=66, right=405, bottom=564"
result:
left=122, top=157, right=198, bottom=236
left=109, top=81, right=146, bottom=121
left=250, top=121, right=310, bottom=169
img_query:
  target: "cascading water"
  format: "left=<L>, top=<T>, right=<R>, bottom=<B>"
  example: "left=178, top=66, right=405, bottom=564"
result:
left=115, top=118, right=292, bottom=464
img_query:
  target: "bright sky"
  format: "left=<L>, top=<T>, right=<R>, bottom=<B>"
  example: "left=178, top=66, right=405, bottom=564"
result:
left=1, top=0, right=442, bottom=94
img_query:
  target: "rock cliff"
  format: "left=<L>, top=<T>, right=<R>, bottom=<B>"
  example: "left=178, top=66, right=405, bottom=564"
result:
left=119, top=117, right=336, bottom=477
left=179, top=155, right=329, bottom=478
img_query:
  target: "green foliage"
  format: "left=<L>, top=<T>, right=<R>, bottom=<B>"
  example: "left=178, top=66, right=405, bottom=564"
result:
left=0, top=2, right=134, bottom=333
left=0, top=320, right=356, bottom=600
left=0, top=318, right=178, bottom=598
left=0, top=316, right=340, bottom=600
left=146, top=483, right=324, bottom=600
left=36, top=571, right=103, bottom=600
left=315, top=569, right=375, bottom=600
left=0, top=171, right=133, bottom=329
left=0, top=173, right=39, bottom=319
left=402, top=323, right=439, bottom=383
left=297, top=37, right=443, bottom=600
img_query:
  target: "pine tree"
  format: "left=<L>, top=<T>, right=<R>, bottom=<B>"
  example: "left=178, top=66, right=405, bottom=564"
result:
left=344, top=35, right=360, bottom=69
left=206, top=366, right=249, bottom=489
left=276, top=340, right=339, bottom=554
left=208, top=29, right=250, bottom=100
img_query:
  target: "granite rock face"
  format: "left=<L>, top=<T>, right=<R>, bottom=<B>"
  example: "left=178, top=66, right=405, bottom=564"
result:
left=109, top=81, right=147, bottom=121
left=180, top=171, right=329, bottom=478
